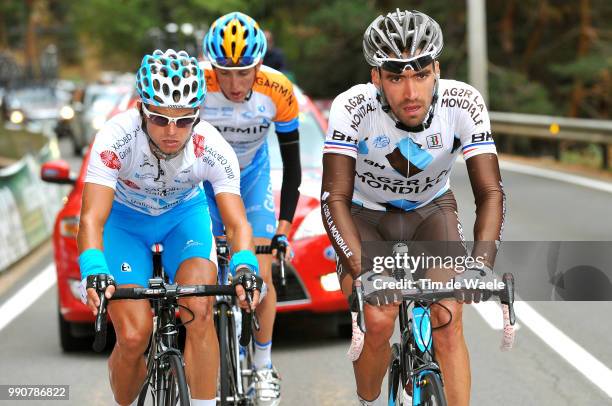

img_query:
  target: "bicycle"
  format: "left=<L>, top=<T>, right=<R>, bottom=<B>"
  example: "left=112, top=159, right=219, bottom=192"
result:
left=214, top=236, right=288, bottom=406
left=353, top=261, right=516, bottom=405
left=92, top=243, right=255, bottom=406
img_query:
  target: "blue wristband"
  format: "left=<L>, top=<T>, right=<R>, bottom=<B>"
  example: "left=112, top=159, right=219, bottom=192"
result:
left=229, top=250, right=259, bottom=276
left=78, top=248, right=110, bottom=279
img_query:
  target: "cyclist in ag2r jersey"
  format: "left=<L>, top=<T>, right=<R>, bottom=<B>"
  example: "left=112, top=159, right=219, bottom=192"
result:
left=78, top=49, right=261, bottom=406
left=200, top=12, right=302, bottom=406
left=321, top=10, right=505, bottom=406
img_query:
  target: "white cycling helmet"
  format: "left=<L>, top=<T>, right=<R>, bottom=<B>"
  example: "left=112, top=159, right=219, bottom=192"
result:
left=136, top=49, right=205, bottom=108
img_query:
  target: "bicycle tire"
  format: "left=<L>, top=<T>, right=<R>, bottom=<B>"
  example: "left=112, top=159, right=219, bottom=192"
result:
left=388, top=343, right=402, bottom=406
left=165, top=353, right=190, bottom=405
left=414, top=370, right=446, bottom=406
left=217, top=302, right=236, bottom=406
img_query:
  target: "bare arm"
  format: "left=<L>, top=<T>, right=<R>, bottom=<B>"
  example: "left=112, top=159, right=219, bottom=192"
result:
left=77, top=182, right=115, bottom=314
left=215, top=192, right=255, bottom=253
left=77, top=183, right=115, bottom=254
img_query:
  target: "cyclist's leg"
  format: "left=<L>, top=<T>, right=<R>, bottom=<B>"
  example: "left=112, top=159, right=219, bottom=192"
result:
left=242, top=161, right=276, bottom=362
left=410, top=191, right=470, bottom=406
left=241, top=158, right=282, bottom=403
left=339, top=205, right=400, bottom=403
left=103, top=215, right=154, bottom=405
left=163, top=198, right=218, bottom=402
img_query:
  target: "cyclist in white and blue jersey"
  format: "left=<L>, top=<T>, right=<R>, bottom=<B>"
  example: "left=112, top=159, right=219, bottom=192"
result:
left=78, top=49, right=261, bottom=406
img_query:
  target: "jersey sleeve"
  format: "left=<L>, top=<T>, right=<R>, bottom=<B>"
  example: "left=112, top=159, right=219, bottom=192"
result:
left=192, top=122, right=241, bottom=196
left=323, top=88, right=364, bottom=159
left=263, top=71, right=299, bottom=133
left=84, top=119, right=126, bottom=189
left=452, top=84, right=498, bottom=160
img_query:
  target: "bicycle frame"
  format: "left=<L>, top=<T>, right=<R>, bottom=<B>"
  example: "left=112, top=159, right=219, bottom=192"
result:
left=215, top=236, right=253, bottom=404
left=397, top=300, right=444, bottom=404
left=141, top=247, right=186, bottom=404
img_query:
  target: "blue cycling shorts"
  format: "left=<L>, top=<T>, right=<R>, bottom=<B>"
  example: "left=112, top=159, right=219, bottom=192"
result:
left=205, top=145, right=276, bottom=239
left=102, top=191, right=217, bottom=287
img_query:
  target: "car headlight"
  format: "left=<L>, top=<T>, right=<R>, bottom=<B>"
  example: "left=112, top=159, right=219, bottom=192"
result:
left=293, top=208, right=326, bottom=240
left=60, top=216, right=80, bottom=238
left=92, top=115, right=106, bottom=130
left=320, top=272, right=341, bottom=292
left=60, top=105, right=75, bottom=120
left=10, top=110, right=24, bottom=124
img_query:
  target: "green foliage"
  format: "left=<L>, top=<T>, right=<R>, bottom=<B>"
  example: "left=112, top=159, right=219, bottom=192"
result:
left=489, top=64, right=556, bottom=115
left=2, top=0, right=609, bottom=118
left=290, top=0, right=378, bottom=97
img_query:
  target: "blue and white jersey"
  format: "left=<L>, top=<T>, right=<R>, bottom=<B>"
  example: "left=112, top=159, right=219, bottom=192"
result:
left=324, top=79, right=497, bottom=211
left=86, top=108, right=240, bottom=215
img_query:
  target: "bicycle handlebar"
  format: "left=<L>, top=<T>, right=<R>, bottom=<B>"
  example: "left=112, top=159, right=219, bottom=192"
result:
left=93, top=281, right=250, bottom=353
left=354, top=273, right=517, bottom=349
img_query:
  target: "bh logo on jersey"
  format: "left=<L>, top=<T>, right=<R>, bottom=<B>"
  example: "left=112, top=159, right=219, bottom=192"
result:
left=121, top=262, right=132, bottom=272
left=426, top=133, right=443, bottom=149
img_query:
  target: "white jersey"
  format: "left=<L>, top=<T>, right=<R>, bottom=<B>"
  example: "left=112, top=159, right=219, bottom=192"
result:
left=324, top=79, right=497, bottom=211
left=86, top=108, right=240, bottom=215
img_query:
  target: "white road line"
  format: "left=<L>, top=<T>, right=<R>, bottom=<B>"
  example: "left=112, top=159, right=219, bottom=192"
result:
left=515, top=301, right=612, bottom=398
left=472, top=301, right=520, bottom=330
left=0, top=264, right=56, bottom=332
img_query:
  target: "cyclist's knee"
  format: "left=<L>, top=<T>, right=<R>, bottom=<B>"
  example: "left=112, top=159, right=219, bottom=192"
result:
left=116, top=322, right=152, bottom=355
left=431, top=302, right=464, bottom=349
left=365, top=305, right=397, bottom=342
left=181, top=296, right=214, bottom=331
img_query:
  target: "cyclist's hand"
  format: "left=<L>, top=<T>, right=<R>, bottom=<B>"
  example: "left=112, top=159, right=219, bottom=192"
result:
left=80, top=274, right=116, bottom=316
left=453, top=266, right=496, bottom=304
left=271, top=234, right=293, bottom=262
left=233, top=267, right=263, bottom=312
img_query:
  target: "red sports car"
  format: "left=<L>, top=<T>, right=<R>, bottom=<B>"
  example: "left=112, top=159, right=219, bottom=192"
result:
left=41, top=87, right=348, bottom=351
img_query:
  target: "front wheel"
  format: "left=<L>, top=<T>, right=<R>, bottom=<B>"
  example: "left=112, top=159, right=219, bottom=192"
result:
left=138, top=352, right=190, bottom=406
left=165, top=354, right=190, bottom=405
left=414, top=370, right=446, bottom=406
left=388, top=343, right=402, bottom=405
left=217, top=302, right=239, bottom=405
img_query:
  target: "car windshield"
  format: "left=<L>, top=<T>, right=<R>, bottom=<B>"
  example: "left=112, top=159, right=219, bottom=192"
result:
left=267, top=110, right=324, bottom=170
left=11, top=87, right=57, bottom=104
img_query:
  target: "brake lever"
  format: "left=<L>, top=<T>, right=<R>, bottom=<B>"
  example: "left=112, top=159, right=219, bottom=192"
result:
left=354, top=277, right=366, bottom=334
left=244, top=291, right=261, bottom=331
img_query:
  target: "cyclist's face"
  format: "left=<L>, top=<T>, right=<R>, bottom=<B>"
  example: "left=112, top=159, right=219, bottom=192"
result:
left=372, top=61, right=439, bottom=127
left=215, top=65, right=259, bottom=102
left=139, top=102, right=197, bottom=155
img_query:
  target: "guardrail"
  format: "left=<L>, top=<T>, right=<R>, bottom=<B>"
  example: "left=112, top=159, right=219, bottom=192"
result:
left=490, top=112, right=612, bottom=169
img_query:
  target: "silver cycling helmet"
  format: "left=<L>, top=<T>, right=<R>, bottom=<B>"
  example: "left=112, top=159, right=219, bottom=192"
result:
left=363, top=10, right=443, bottom=131
left=363, top=9, right=443, bottom=68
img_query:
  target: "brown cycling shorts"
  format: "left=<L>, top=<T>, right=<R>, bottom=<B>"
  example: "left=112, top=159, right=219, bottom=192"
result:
left=336, top=190, right=468, bottom=282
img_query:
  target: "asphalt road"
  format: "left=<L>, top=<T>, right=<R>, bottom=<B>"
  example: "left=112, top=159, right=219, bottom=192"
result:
left=0, top=137, right=611, bottom=405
